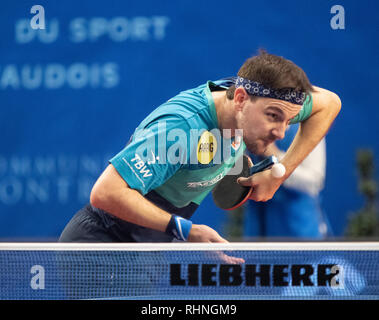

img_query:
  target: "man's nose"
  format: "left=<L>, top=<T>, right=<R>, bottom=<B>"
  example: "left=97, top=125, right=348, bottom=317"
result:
left=272, top=123, right=287, bottom=140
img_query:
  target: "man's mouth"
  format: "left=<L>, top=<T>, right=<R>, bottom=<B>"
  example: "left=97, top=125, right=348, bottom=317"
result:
left=263, top=138, right=275, bottom=146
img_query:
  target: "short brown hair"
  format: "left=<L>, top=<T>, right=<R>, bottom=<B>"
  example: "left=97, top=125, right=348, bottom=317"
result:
left=226, top=49, right=314, bottom=100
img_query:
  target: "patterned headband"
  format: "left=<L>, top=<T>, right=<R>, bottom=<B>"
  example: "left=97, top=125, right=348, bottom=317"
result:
left=235, top=76, right=306, bottom=105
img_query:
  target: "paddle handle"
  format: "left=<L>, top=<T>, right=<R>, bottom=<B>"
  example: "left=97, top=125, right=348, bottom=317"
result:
left=249, top=155, right=278, bottom=175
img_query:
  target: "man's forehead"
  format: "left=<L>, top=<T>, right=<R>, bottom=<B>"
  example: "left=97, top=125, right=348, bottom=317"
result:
left=262, top=98, right=301, bottom=114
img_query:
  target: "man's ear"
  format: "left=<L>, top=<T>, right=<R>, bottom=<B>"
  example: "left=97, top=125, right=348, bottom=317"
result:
left=233, top=87, right=249, bottom=111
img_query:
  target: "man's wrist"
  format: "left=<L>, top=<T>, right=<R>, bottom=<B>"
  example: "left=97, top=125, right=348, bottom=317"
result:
left=165, top=215, right=193, bottom=241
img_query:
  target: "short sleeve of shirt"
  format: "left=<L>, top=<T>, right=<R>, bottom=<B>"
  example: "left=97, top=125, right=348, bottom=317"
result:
left=109, top=117, right=192, bottom=195
left=290, top=93, right=313, bottom=124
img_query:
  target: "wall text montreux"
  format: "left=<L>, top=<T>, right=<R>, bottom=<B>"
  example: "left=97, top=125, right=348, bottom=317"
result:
left=170, top=264, right=343, bottom=287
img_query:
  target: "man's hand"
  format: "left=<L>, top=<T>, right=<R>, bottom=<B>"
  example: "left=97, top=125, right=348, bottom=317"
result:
left=237, top=169, right=284, bottom=202
left=237, top=154, right=283, bottom=202
left=188, top=224, right=245, bottom=264
left=188, top=224, right=229, bottom=243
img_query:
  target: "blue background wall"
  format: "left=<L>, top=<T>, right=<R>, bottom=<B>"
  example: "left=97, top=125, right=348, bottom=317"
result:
left=0, top=0, right=378, bottom=239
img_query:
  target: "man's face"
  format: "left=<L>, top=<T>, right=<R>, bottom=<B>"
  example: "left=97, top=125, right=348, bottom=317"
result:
left=235, top=93, right=302, bottom=155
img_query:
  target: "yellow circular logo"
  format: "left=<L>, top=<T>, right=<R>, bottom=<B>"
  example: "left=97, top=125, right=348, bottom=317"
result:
left=197, top=131, right=217, bottom=164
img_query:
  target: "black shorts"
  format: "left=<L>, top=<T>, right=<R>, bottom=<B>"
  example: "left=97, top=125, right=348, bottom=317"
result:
left=58, top=204, right=133, bottom=242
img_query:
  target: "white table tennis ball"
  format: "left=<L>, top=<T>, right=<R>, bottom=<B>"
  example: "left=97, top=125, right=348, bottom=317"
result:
left=271, top=163, right=286, bottom=178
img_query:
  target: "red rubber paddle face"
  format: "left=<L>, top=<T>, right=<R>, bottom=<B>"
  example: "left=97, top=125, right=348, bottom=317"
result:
left=212, top=155, right=252, bottom=210
left=225, top=187, right=253, bottom=210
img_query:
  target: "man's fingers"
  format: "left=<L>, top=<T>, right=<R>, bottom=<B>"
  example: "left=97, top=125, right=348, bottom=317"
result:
left=237, top=176, right=253, bottom=187
left=247, top=156, right=254, bottom=168
left=223, top=254, right=246, bottom=264
left=215, top=251, right=245, bottom=264
left=210, top=235, right=229, bottom=243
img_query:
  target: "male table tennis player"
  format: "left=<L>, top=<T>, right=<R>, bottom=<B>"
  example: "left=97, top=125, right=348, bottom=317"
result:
left=59, top=50, right=341, bottom=243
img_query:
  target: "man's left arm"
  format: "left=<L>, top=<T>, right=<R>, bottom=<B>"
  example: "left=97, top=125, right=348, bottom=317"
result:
left=242, top=86, right=341, bottom=202
left=280, top=86, right=341, bottom=180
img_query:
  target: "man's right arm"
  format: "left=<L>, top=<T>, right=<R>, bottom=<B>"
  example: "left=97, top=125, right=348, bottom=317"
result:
left=90, top=164, right=228, bottom=243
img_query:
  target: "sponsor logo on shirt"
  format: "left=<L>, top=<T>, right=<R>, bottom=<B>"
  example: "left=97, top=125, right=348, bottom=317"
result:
left=187, top=172, right=225, bottom=188
left=197, top=131, right=217, bottom=165
left=129, top=154, right=153, bottom=178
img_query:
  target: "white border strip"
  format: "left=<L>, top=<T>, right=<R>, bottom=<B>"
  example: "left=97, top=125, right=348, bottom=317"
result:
left=0, top=242, right=378, bottom=251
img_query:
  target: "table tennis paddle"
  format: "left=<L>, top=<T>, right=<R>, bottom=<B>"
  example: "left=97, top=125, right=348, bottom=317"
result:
left=212, top=154, right=278, bottom=210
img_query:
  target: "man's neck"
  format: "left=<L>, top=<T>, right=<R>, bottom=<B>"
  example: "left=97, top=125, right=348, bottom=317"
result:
left=212, top=91, right=237, bottom=137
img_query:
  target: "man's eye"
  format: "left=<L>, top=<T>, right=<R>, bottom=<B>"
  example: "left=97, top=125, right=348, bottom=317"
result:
left=267, top=113, right=278, bottom=120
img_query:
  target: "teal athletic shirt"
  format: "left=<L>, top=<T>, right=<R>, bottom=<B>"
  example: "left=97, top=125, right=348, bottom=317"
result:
left=104, top=78, right=313, bottom=241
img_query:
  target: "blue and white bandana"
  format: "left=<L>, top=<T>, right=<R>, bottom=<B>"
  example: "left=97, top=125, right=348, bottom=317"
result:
left=235, top=76, right=306, bottom=105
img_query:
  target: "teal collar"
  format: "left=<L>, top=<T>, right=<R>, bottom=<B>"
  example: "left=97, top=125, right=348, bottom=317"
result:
left=204, top=81, right=219, bottom=128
